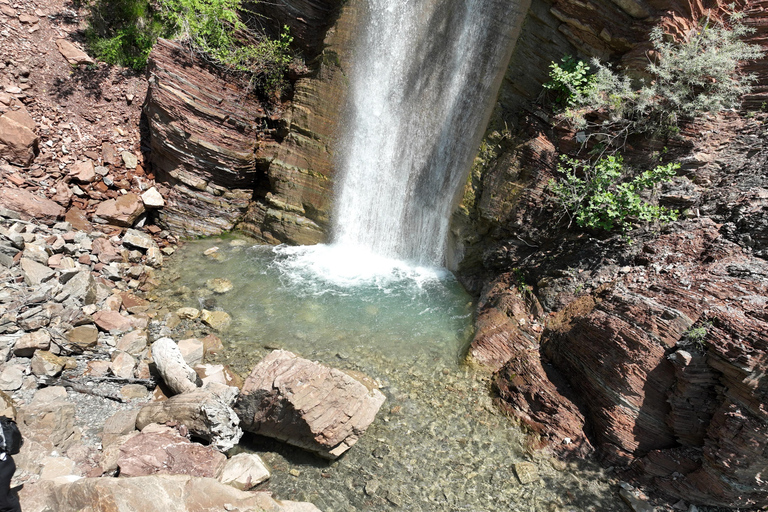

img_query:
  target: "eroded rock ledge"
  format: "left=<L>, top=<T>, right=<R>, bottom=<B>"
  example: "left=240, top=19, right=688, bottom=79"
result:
left=144, top=38, right=265, bottom=237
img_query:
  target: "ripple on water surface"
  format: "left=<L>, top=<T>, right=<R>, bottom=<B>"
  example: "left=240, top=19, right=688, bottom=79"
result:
left=155, top=237, right=622, bottom=512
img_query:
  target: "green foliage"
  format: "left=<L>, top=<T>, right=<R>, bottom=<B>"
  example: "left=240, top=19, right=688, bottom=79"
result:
left=513, top=267, right=531, bottom=295
left=543, top=56, right=594, bottom=106
left=85, top=0, right=165, bottom=70
left=157, top=0, right=245, bottom=61
left=225, top=25, right=294, bottom=96
left=84, top=0, right=294, bottom=96
left=680, top=321, right=712, bottom=349
left=560, top=11, right=764, bottom=134
left=549, top=155, right=679, bottom=233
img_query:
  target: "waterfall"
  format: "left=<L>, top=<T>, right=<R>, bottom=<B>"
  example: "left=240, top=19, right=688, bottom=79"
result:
left=333, top=0, right=526, bottom=266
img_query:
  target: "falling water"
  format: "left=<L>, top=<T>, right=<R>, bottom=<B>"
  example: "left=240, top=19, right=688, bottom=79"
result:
left=333, top=0, right=525, bottom=265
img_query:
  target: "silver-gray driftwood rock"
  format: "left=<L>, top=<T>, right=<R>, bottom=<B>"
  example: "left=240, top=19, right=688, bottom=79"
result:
left=151, top=337, right=199, bottom=395
left=234, top=350, right=386, bottom=459
left=136, top=382, right=242, bottom=451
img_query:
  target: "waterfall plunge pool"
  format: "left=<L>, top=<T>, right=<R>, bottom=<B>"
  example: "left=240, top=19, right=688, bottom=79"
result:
left=152, top=235, right=622, bottom=512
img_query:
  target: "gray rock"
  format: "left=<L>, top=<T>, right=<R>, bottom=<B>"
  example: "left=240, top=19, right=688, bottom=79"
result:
left=136, top=382, right=242, bottom=452
left=0, top=364, right=24, bottom=391
left=22, top=242, right=49, bottom=263
left=151, top=337, right=199, bottom=395
left=21, top=257, right=55, bottom=285
left=58, top=270, right=98, bottom=304
left=122, top=229, right=156, bottom=251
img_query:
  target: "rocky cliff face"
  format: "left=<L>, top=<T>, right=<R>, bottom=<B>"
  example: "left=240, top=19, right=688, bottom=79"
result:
left=458, top=0, right=768, bottom=508
left=143, top=39, right=263, bottom=236
left=140, top=0, right=768, bottom=507
left=145, top=0, right=354, bottom=244
left=239, top=0, right=361, bottom=245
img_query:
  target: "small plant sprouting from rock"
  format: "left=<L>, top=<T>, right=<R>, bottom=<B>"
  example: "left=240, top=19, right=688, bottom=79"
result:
left=542, top=55, right=594, bottom=107
left=680, top=321, right=712, bottom=350
left=549, top=155, right=679, bottom=234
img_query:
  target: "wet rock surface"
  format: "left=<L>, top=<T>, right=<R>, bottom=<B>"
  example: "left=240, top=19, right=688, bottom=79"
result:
left=460, top=86, right=768, bottom=512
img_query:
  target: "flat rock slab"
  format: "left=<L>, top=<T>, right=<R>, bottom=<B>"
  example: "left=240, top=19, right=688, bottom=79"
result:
left=0, top=187, right=63, bottom=224
left=93, top=310, right=134, bottom=333
left=118, top=430, right=226, bottom=478
left=234, top=350, right=386, bottom=459
left=23, top=474, right=321, bottom=512
left=55, top=39, right=94, bottom=65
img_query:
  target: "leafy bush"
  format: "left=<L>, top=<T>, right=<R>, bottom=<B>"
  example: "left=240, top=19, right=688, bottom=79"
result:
left=85, top=0, right=294, bottom=96
left=552, top=11, right=764, bottom=136
left=542, top=56, right=594, bottom=106
left=549, top=155, right=679, bottom=233
left=85, top=0, right=165, bottom=70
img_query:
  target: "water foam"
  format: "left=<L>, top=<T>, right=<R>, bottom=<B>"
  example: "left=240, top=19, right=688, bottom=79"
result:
left=266, top=244, right=449, bottom=293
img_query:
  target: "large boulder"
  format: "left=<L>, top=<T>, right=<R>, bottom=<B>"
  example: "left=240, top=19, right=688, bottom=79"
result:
left=0, top=114, right=38, bottom=166
left=234, top=350, right=385, bottom=459
left=22, top=474, right=321, bottom=512
left=136, top=383, right=242, bottom=451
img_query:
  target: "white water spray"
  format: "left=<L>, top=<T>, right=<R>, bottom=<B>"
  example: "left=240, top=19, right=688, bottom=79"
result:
left=333, top=0, right=526, bottom=266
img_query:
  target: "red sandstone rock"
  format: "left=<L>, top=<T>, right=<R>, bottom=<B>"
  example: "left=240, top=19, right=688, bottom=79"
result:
left=484, top=219, right=768, bottom=508
left=91, top=238, right=122, bottom=263
left=117, top=430, right=226, bottom=478
left=3, top=106, right=35, bottom=132
left=92, top=310, right=134, bottom=333
left=94, top=193, right=145, bottom=227
left=55, top=39, right=94, bottom=65
left=64, top=207, right=92, bottom=232
left=0, top=114, right=37, bottom=166
left=234, top=350, right=386, bottom=459
left=0, top=187, right=63, bottom=223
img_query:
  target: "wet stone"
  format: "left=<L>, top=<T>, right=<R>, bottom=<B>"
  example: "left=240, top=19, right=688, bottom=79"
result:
left=514, top=462, right=539, bottom=485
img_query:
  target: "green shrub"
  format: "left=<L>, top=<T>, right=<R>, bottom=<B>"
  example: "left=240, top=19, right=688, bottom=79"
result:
left=85, top=0, right=165, bottom=70
left=549, top=155, right=679, bottom=233
left=84, top=0, right=294, bottom=96
left=542, top=56, right=594, bottom=107
left=551, top=10, right=764, bottom=136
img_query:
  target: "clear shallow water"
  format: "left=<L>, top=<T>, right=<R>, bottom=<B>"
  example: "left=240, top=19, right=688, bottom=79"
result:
left=154, top=236, right=623, bottom=512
